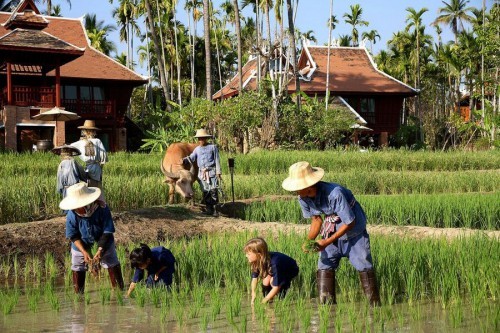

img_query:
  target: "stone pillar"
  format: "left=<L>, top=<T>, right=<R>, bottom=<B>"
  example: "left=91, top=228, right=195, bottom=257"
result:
left=4, top=105, right=17, bottom=151
left=379, top=132, right=388, bottom=147
left=116, top=127, right=127, bottom=151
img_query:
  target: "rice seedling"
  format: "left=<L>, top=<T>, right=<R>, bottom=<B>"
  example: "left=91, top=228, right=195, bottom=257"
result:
left=99, top=283, right=111, bottom=305
left=199, top=312, right=210, bottom=332
left=26, top=288, right=41, bottom=312
left=134, top=284, right=147, bottom=307
left=1, top=288, right=19, bottom=315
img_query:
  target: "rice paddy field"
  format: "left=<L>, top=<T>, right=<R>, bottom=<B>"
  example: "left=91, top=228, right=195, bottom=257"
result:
left=0, top=149, right=499, bottom=332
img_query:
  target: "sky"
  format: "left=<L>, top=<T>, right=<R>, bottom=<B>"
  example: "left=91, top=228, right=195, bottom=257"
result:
left=56, top=0, right=490, bottom=77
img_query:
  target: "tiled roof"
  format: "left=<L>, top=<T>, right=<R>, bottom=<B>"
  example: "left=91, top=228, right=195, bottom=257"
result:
left=291, top=46, right=417, bottom=96
left=0, top=28, right=83, bottom=53
left=213, top=57, right=260, bottom=100
left=0, top=12, right=146, bottom=84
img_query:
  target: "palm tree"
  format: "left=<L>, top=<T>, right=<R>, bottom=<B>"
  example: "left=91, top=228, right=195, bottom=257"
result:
left=112, top=0, right=140, bottom=69
left=406, top=7, right=428, bottom=142
left=433, top=0, right=474, bottom=44
left=343, top=4, right=369, bottom=47
left=44, top=0, right=71, bottom=16
left=301, top=30, right=317, bottom=43
left=286, top=0, right=300, bottom=111
left=203, top=0, right=212, bottom=100
left=325, top=1, right=335, bottom=109
left=361, top=29, right=380, bottom=53
left=337, top=34, right=352, bottom=47
left=185, top=0, right=203, bottom=99
left=84, top=13, right=117, bottom=56
left=232, top=0, right=243, bottom=92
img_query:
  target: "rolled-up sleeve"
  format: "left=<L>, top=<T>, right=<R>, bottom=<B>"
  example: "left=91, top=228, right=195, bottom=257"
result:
left=102, top=207, right=115, bottom=233
left=65, top=212, right=80, bottom=240
left=330, top=190, right=355, bottom=225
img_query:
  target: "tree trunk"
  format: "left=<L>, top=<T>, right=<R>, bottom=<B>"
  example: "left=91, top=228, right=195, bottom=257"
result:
left=286, top=0, right=300, bottom=111
left=232, top=0, right=243, bottom=92
left=144, top=0, right=169, bottom=104
left=203, top=0, right=212, bottom=100
left=173, top=5, right=182, bottom=105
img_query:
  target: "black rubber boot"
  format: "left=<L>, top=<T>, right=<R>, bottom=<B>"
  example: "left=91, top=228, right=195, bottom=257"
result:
left=72, top=270, right=86, bottom=294
left=359, top=269, right=381, bottom=307
left=317, top=269, right=336, bottom=304
left=262, top=284, right=272, bottom=297
left=108, top=264, right=125, bottom=290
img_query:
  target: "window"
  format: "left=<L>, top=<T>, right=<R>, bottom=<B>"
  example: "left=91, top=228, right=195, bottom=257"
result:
left=80, top=86, right=92, bottom=100
left=360, top=98, right=375, bottom=123
left=63, top=85, right=77, bottom=99
left=93, top=87, right=105, bottom=100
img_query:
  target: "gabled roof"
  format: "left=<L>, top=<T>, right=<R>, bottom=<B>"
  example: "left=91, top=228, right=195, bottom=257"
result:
left=292, top=45, right=417, bottom=96
left=0, top=8, right=146, bottom=84
left=0, top=28, right=84, bottom=53
left=213, top=57, right=260, bottom=100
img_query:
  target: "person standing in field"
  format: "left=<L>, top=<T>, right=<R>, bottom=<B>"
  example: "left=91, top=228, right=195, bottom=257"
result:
left=182, top=129, right=222, bottom=217
left=244, top=237, right=299, bottom=304
left=52, top=144, right=86, bottom=199
left=71, top=120, right=107, bottom=190
left=126, top=244, right=176, bottom=297
left=282, top=161, right=381, bottom=306
left=60, top=182, right=124, bottom=294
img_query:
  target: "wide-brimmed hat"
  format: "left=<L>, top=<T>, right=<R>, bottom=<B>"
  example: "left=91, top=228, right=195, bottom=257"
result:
left=194, top=128, right=212, bottom=138
left=51, top=144, right=81, bottom=156
left=78, top=120, right=100, bottom=130
left=59, top=182, right=101, bottom=210
left=282, top=161, right=324, bottom=191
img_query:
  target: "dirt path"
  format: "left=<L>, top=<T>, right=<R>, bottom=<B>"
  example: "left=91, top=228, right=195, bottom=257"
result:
left=1, top=204, right=498, bottom=267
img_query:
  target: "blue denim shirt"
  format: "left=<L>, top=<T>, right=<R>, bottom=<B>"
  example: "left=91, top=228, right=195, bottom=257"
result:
left=65, top=205, right=115, bottom=251
left=251, top=252, right=299, bottom=287
left=298, top=181, right=367, bottom=240
left=132, top=247, right=176, bottom=283
left=187, top=144, right=221, bottom=179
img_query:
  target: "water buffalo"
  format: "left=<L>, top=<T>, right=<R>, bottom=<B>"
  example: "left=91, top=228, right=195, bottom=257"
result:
left=161, top=142, right=199, bottom=204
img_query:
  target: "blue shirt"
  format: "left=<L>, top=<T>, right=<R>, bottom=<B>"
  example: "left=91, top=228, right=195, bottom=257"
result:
left=65, top=205, right=115, bottom=251
left=187, top=144, right=221, bottom=179
left=251, top=252, right=299, bottom=287
left=132, top=247, right=176, bottom=283
left=298, top=181, right=367, bottom=240
left=56, top=158, right=85, bottom=197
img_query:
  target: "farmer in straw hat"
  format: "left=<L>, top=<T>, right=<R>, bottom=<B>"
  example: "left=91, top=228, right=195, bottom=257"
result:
left=52, top=144, right=87, bottom=199
left=182, top=129, right=222, bottom=217
left=282, top=161, right=381, bottom=306
left=61, top=182, right=124, bottom=294
left=71, top=120, right=108, bottom=190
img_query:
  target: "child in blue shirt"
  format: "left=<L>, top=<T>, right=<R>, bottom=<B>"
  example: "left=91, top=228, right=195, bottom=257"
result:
left=244, top=237, right=299, bottom=304
left=127, top=244, right=176, bottom=296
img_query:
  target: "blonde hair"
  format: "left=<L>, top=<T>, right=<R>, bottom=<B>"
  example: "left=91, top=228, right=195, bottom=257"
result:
left=244, top=237, right=271, bottom=279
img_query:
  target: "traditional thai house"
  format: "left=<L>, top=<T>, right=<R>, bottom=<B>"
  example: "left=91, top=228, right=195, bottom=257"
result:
left=0, top=0, right=147, bottom=152
left=214, top=42, right=418, bottom=146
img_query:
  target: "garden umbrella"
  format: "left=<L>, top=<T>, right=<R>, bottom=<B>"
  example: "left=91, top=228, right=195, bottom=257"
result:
left=33, top=107, right=80, bottom=145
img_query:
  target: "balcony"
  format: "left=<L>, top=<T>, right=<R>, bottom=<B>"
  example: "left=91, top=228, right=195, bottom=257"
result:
left=1, top=86, right=115, bottom=118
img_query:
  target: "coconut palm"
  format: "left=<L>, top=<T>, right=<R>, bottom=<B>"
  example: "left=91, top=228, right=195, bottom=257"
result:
left=433, top=0, right=474, bottom=43
left=361, top=29, right=380, bottom=53
left=337, top=34, right=352, bottom=47
left=185, top=0, right=203, bottom=99
left=84, top=13, right=117, bottom=56
left=112, top=0, right=140, bottom=69
left=301, top=30, right=317, bottom=43
left=232, top=0, right=243, bottom=92
left=43, top=0, right=71, bottom=16
left=203, top=0, right=212, bottom=100
left=343, top=4, right=369, bottom=46
left=286, top=0, right=300, bottom=110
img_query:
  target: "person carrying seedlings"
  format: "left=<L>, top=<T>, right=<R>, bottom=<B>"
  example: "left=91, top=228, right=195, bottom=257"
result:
left=282, top=161, right=381, bottom=306
left=182, top=128, right=222, bottom=217
left=126, top=244, right=176, bottom=297
left=52, top=144, right=87, bottom=199
left=244, top=237, right=299, bottom=304
left=60, top=182, right=124, bottom=294
left=71, top=119, right=108, bottom=190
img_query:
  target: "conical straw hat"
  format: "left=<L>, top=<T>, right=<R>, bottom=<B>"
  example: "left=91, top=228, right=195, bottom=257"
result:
left=59, top=182, right=101, bottom=210
left=282, top=161, right=324, bottom=191
left=51, top=144, right=81, bottom=156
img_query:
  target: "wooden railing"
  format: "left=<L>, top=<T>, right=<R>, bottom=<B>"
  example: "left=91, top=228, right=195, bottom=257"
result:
left=62, top=99, right=114, bottom=117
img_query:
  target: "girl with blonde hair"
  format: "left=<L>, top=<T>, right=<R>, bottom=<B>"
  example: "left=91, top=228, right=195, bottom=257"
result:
left=244, top=237, right=299, bottom=304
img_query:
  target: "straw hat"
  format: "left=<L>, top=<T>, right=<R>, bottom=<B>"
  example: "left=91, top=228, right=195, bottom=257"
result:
left=282, top=161, right=324, bottom=191
left=59, top=182, right=101, bottom=210
left=194, top=128, right=212, bottom=138
left=51, top=144, right=81, bottom=156
left=78, top=120, right=100, bottom=130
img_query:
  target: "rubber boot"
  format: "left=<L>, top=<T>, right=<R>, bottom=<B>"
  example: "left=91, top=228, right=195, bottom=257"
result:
left=359, top=269, right=381, bottom=307
left=317, top=269, right=336, bottom=304
left=72, top=270, right=86, bottom=294
left=108, top=264, right=125, bottom=290
left=262, top=284, right=272, bottom=297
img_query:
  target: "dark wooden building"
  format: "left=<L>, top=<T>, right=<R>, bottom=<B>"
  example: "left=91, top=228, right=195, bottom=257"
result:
left=214, top=43, right=418, bottom=146
left=0, top=0, right=147, bottom=152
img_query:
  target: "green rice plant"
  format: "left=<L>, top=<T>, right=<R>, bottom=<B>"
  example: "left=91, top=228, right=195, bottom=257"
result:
left=46, top=289, right=60, bottom=311
left=116, top=289, right=124, bottom=306
left=99, top=284, right=111, bottom=305
left=318, top=303, right=332, bottom=333
left=26, top=288, right=41, bottom=313
left=84, top=291, right=91, bottom=305
left=239, top=313, right=248, bottom=333
left=199, top=312, right=209, bottom=332
left=0, top=288, right=19, bottom=315
left=134, top=284, right=147, bottom=307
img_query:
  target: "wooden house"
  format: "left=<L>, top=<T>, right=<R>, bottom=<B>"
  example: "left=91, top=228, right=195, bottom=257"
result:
left=214, top=42, right=418, bottom=146
left=0, top=0, right=147, bottom=152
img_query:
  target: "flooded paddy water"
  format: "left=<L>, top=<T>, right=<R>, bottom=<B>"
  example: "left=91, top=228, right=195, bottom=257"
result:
left=1, top=231, right=498, bottom=333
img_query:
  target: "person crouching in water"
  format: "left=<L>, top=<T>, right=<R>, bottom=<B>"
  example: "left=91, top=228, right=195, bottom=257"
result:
left=127, top=244, right=176, bottom=297
left=244, top=237, right=299, bottom=304
left=60, top=182, right=124, bottom=294
left=52, top=144, right=86, bottom=199
left=182, top=128, right=222, bottom=217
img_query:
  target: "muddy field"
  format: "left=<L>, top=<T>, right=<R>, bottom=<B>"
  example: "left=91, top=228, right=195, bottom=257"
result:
left=1, top=201, right=498, bottom=269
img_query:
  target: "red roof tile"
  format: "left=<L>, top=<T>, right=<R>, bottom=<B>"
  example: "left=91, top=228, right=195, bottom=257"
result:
left=291, top=46, right=417, bottom=96
left=0, top=12, right=146, bottom=84
left=213, top=58, right=260, bottom=100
